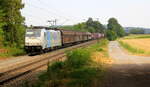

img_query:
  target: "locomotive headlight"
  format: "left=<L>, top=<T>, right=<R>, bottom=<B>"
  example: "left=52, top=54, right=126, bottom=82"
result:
left=37, top=42, right=41, bottom=45
left=25, top=43, right=30, bottom=46
left=34, top=41, right=41, bottom=45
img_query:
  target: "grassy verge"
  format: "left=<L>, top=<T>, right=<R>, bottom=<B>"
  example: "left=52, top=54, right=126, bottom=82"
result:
left=0, top=47, right=26, bottom=58
left=118, top=40, right=146, bottom=55
left=33, top=39, right=110, bottom=87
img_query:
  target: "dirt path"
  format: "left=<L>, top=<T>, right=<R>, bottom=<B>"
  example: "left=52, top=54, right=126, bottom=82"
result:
left=102, top=41, right=150, bottom=87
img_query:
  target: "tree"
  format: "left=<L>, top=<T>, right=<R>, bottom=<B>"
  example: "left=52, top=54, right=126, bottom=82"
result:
left=93, top=21, right=105, bottom=33
left=0, top=0, right=25, bottom=47
left=0, top=10, right=5, bottom=35
left=107, top=18, right=125, bottom=37
left=86, top=18, right=105, bottom=33
left=0, top=10, right=5, bottom=46
left=106, top=30, right=117, bottom=41
left=74, top=23, right=88, bottom=32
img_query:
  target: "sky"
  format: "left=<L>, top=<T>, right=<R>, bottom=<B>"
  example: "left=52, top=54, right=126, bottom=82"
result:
left=22, top=0, right=150, bottom=28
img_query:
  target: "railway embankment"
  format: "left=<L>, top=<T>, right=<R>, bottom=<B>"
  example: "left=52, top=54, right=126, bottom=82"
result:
left=0, top=40, right=101, bottom=87
left=34, top=39, right=112, bottom=87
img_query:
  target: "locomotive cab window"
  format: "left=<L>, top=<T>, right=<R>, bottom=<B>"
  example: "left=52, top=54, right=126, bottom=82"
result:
left=26, top=29, right=41, bottom=37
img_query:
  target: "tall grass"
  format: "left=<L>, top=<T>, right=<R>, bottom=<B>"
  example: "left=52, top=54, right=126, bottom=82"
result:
left=119, top=40, right=145, bottom=54
left=87, top=39, right=109, bottom=58
left=35, top=39, right=108, bottom=87
left=0, top=32, right=26, bottom=58
left=0, top=47, right=26, bottom=58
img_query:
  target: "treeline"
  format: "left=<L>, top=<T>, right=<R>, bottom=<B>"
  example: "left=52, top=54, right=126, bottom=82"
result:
left=127, top=28, right=145, bottom=34
left=0, top=0, right=25, bottom=48
left=130, top=28, right=144, bottom=34
left=60, top=18, right=106, bottom=33
left=60, top=18, right=125, bottom=41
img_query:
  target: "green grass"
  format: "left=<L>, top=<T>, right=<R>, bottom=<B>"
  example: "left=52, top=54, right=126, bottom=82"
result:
left=118, top=40, right=145, bottom=54
left=34, top=39, right=108, bottom=87
left=0, top=32, right=26, bottom=58
left=0, top=47, right=26, bottom=58
left=123, top=34, right=150, bottom=39
left=87, top=39, right=109, bottom=57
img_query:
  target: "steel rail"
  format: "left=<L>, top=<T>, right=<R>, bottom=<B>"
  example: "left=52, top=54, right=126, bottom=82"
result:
left=0, top=40, right=98, bottom=87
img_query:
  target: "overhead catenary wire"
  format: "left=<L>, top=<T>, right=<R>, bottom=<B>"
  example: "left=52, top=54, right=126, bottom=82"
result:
left=22, top=12, right=51, bottom=26
left=24, top=0, right=72, bottom=26
left=28, top=0, right=69, bottom=20
left=22, top=12, right=48, bottom=20
left=36, top=0, right=71, bottom=25
left=22, top=12, right=48, bottom=25
left=23, top=0, right=93, bottom=26
left=36, top=0, right=79, bottom=20
left=35, top=0, right=84, bottom=25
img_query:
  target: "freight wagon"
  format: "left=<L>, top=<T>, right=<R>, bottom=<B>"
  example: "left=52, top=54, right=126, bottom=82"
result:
left=59, top=29, right=92, bottom=45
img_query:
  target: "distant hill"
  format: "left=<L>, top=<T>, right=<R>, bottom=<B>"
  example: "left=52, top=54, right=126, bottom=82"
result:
left=124, top=27, right=150, bottom=34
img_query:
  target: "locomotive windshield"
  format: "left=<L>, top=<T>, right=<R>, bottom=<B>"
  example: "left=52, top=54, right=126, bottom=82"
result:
left=26, top=29, right=41, bottom=37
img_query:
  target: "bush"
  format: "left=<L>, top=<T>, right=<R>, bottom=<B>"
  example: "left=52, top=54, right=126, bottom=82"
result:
left=36, top=61, right=65, bottom=87
left=66, top=49, right=91, bottom=69
left=47, top=61, right=66, bottom=80
left=106, top=30, right=117, bottom=41
left=68, top=67, right=98, bottom=87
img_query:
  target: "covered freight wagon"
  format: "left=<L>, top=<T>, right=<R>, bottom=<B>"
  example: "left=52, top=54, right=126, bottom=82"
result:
left=59, top=29, right=92, bottom=45
left=59, top=29, right=76, bottom=45
left=86, top=32, right=92, bottom=40
left=92, top=33, right=103, bottom=39
left=75, top=31, right=83, bottom=42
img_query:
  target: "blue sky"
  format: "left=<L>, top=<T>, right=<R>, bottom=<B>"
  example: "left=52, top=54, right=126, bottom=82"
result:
left=22, top=0, right=150, bottom=28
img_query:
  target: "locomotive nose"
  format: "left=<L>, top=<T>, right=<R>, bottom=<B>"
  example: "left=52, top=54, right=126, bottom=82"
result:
left=25, top=37, right=41, bottom=46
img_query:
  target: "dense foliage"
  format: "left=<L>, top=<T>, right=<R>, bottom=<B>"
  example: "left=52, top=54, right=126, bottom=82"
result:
left=107, top=18, right=125, bottom=40
left=36, top=49, right=100, bottom=87
left=60, top=18, right=106, bottom=33
left=106, top=29, right=117, bottom=41
left=0, top=10, right=5, bottom=46
left=34, top=40, right=109, bottom=87
left=0, top=0, right=25, bottom=47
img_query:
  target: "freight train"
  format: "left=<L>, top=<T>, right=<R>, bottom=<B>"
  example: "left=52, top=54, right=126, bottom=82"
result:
left=25, top=28, right=104, bottom=53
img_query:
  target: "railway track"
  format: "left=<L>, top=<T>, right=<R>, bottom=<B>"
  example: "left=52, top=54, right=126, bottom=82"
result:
left=0, top=40, right=98, bottom=87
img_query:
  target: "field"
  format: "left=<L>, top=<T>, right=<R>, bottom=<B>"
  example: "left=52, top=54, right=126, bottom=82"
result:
left=123, top=34, right=150, bottom=39
left=119, top=34, right=150, bottom=56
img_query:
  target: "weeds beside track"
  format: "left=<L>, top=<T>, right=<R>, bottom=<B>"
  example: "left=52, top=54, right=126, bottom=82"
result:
left=0, top=40, right=98, bottom=87
left=35, top=39, right=110, bottom=87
